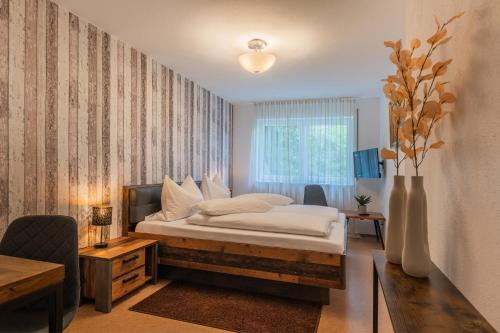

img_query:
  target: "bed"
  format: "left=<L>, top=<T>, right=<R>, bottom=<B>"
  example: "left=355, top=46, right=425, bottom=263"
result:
left=122, top=183, right=347, bottom=304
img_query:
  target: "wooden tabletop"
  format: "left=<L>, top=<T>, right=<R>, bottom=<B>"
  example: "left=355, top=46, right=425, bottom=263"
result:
left=79, top=237, right=158, bottom=260
left=372, top=250, right=495, bottom=332
left=0, top=255, right=65, bottom=305
left=342, top=210, right=385, bottom=221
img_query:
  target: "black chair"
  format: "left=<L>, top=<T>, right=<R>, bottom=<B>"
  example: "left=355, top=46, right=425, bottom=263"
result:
left=0, top=215, right=80, bottom=332
left=303, top=185, right=328, bottom=206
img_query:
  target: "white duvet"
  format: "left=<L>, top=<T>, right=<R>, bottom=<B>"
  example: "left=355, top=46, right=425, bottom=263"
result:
left=186, top=205, right=338, bottom=237
left=271, top=204, right=338, bottom=220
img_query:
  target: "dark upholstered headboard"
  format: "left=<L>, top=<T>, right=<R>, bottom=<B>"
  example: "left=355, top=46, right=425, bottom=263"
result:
left=122, top=182, right=202, bottom=236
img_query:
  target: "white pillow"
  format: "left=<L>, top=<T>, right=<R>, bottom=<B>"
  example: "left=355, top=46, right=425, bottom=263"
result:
left=144, top=210, right=166, bottom=221
left=235, top=193, right=294, bottom=206
left=201, top=175, right=231, bottom=200
left=195, top=197, right=272, bottom=216
left=161, top=175, right=203, bottom=221
left=182, top=175, right=204, bottom=200
left=213, top=174, right=231, bottom=195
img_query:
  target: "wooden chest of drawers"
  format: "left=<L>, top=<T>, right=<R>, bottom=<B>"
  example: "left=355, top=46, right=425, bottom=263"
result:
left=80, top=237, right=158, bottom=312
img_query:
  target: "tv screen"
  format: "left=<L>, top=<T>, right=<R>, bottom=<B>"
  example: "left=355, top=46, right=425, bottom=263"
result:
left=353, top=148, right=381, bottom=178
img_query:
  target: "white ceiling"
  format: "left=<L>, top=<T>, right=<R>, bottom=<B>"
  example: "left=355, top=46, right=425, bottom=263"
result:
left=57, top=0, right=406, bottom=103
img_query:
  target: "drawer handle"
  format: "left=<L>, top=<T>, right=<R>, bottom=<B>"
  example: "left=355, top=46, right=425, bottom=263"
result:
left=122, top=255, right=139, bottom=264
left=122, top=274, right=139, bottom=284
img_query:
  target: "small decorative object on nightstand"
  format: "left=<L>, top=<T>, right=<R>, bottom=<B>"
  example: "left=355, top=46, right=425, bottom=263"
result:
left=354, top=195, right=372, bottom=215
left=91, top=205, right=112, bottom=248
left=79, top=237, right=158, bottom=312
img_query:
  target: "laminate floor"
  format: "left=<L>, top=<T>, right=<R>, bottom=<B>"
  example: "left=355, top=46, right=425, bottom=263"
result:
left=67, top=237, right=393, bottom=333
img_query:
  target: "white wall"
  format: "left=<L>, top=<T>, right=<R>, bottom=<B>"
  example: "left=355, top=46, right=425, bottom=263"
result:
left=232, top=103, right=256, bottom=196
left=232, top=97, right=385, bottom=234
left=379, top=96, right=401, bottom=218
left=404, top=1, right=500, bottom=329
left=354, top=98, right=386, bottom=234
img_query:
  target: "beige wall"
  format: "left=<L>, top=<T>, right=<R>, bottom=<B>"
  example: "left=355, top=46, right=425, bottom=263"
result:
left=405, top=0, right=500, bottom=329
left=0, top=0, right=233, bottom=247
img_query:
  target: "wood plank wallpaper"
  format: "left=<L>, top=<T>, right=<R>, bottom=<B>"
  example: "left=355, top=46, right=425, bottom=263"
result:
left=0, top=0, right=234, bottom=247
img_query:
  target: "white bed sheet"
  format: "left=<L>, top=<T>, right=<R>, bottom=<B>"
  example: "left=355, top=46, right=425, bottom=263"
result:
left=136, top=213, right=346, bottom=254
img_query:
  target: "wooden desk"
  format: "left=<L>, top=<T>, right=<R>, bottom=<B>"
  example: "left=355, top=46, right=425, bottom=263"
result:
left=0, top=255, right=65, bottom=333
left=372, top=250, right=495, bottom=333
left=343, top=211, right=385, bottom=249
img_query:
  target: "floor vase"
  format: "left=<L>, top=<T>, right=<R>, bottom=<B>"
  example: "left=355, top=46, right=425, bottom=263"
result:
left=402, top=176, right=431, bottom=277
left=385, top=175, right=406, bottom=264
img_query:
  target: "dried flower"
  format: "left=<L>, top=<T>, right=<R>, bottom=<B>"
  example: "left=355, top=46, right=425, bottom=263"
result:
left=381, top=12, right=464, bottom=176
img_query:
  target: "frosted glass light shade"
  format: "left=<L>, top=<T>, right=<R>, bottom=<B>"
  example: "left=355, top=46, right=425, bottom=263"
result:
left=238, top=52, right=276, bottom=74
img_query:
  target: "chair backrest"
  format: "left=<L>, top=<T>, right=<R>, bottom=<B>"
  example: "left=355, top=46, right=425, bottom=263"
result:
left=303, top=185, right=328, bottom=206
left=0, top=215, right=80, bottom=310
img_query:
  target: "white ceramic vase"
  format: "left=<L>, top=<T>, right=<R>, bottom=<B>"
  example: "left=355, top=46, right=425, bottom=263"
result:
left=358, top=205, right=367, bottom=214
left=385, top=175, right=407, bottom=264
left=402, top=176, right=431, bottom=277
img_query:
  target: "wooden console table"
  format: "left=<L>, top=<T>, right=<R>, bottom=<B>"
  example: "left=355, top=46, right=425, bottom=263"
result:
left=372, top=250, right=495, bottom=333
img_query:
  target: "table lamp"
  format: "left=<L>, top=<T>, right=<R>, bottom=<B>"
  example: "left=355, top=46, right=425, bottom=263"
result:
left=92, top=205, right=112, bottom=248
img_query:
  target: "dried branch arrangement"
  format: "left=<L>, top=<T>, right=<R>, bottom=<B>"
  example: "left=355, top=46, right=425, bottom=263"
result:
left=381, top=12, right=464, bottom=176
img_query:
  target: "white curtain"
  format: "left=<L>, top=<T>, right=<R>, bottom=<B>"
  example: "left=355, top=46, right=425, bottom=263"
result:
left=250, top=97, right=356, bottom=209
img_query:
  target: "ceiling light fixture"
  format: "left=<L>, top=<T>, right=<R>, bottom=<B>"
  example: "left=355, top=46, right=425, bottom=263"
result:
left=238, top=39, right=276, bottom=74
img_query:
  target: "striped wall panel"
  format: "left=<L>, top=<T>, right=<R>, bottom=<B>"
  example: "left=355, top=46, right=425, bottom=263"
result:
left=0, top=0, right=233, bottom=247
left=0, top=0, right=9, bottom=237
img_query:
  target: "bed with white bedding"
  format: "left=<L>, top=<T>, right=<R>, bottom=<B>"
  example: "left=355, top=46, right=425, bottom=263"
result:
left=123, top=183, right=347, bottom=304
left=136, top=212, right=346, bottom=254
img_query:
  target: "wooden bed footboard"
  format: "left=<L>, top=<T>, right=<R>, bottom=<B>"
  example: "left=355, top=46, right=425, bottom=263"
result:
left=128, top=231, right=346, bottom=290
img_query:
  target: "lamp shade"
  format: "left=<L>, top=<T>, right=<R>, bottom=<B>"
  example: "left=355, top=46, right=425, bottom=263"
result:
left=238, top=52, right=276, bottom=74
left=91, top=206, right=112, bottom=226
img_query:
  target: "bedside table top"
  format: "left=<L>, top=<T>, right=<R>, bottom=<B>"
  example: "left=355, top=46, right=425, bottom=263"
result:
left=341, top=210, right=385, bottom=221
left=79, top=237, right=158, bottom=260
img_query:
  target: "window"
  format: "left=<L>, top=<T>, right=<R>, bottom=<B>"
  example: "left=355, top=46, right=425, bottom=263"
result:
left=251, top=98, right=356, bottom=187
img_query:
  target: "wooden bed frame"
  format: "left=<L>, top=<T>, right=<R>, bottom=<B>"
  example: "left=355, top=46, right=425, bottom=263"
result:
left=122, top=184, right=346, bottom=303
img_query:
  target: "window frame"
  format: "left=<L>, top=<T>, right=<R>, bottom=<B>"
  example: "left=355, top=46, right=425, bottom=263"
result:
left=254, top=115, right=355, bottom=186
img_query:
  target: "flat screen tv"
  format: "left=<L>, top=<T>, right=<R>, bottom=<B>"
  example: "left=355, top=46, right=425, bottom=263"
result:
left=353, top=148, right=382, bottom=178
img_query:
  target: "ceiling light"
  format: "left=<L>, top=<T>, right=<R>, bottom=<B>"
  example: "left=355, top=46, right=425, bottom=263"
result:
left=238, top=39, right=276, bottom=74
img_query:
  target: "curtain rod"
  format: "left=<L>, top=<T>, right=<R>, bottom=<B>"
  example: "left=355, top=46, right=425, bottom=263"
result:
left=254, top=96, right=358, bottom=106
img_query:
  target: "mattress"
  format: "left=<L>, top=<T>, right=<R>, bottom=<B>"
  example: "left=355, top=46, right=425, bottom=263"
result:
left=136, top=212, right=346, bottom=254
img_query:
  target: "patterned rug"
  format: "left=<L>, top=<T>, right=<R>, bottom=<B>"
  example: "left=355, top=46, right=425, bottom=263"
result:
left=129, top=281, right=322, bottom=333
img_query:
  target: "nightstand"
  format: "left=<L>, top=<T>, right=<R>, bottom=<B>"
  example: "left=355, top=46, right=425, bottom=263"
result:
left=79, top=237, right=158, bottom=312
left=342, top=211, right=386, bottom=249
